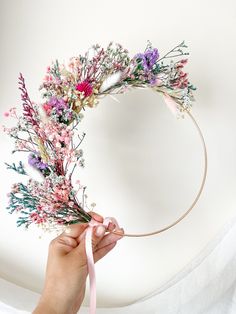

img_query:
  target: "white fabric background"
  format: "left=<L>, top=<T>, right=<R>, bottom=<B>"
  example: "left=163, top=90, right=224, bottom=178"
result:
left=1, top=0, right=236, bottom=312
left=1, top=215, right=236, bottom=313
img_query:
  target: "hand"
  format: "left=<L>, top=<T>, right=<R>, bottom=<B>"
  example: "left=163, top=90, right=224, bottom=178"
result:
left=33, top=212, right=124, bottom=314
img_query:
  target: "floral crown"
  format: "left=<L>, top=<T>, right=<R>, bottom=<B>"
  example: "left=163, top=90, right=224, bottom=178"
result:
left=3, top=41, right=196, bottom=230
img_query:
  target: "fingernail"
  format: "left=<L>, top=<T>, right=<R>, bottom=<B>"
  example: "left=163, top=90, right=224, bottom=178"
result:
left=95, top=225, right=106, bottom=237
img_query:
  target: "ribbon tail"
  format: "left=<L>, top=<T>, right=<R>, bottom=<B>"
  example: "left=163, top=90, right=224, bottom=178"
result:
left=85, top=226, right=97, bottom=314
left=84, top=217, right=120, bottom=314
left=163, top=93, right=179, bottom=116
left=109, top=94, right=120, bottom=103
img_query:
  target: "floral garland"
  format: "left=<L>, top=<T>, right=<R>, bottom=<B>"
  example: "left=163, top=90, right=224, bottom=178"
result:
left=2, top=41, right=196, bottom=230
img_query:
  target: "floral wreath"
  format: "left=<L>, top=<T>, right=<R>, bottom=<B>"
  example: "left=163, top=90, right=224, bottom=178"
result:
left=3, top=41, right=200, bottom=232
left=3, top=41, right=208, bottom=314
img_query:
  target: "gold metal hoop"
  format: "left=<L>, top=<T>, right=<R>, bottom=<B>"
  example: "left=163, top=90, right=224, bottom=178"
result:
left=112, top=108, right=207, bottom=237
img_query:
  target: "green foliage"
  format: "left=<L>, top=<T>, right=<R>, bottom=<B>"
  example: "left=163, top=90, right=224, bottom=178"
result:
left=5, top=161, right=27, bottom=175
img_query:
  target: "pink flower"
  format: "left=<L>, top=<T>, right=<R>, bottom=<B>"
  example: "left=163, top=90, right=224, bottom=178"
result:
left=68, top=201, right=74, bottom=208
left=30, top=212, right=47, bottom=224
left=180, top=59, right=188, bottom=65
left=42, top=103, right=52, bottom=115
left=4, top=112, right=9, bottom=117
left=176, top=59, right=188, bottom=69
left=76, top=80, right=93, bottom=97
left=44, top=74, right=53, bottom=82
left=53, top=186, right=69, bottom=202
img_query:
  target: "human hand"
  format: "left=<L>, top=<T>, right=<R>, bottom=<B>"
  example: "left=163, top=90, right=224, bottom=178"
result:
left=33, top=212, right=124, bottom=314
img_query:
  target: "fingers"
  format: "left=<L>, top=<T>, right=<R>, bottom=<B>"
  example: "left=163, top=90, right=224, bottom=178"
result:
left=55, top=211, right=124, bottom=263
left=49, top=234, right=79, bottom=255
left=50, top=222, right=89, bottom=256
left=63, top=211, right=104, bottom=243
left=88, top=211, right=103, bottom=223
left=107, top=222, right=117, bottom=232
left=61, top=209, right=104, bottom=240
left=62, top=222, right=89, bottom=239
left=91, top=225, right=107, bottom=250
left=57, top=236, right=78, bottom=248
left=94, top=242, right=117, bottom=263
left=71, top=224, right=107, bottom=261
left=96, top=228, right=124, bottom=250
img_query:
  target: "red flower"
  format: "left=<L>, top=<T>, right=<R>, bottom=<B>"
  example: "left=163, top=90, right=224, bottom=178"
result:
left=76, top=80, right=93, bottom=97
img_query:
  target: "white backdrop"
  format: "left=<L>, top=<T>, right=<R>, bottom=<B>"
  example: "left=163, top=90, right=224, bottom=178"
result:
left=0, top=0, right=236, bottom=312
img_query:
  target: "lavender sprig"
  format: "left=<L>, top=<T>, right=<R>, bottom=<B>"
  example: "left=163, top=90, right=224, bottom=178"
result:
left=18, top=73, right=38, bottom=127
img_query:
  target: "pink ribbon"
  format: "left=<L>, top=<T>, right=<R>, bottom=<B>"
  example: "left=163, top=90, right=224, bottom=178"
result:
left=163, top=93, right=178, bottom=115
left=85, top=217, right=120, bottom=314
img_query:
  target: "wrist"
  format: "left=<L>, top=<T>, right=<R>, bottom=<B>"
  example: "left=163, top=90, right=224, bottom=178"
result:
left=33, top=277, right=87, bottom=314
left=33, top=296, right=77, bottom=314
left=33, top=301, right=57, bottom=314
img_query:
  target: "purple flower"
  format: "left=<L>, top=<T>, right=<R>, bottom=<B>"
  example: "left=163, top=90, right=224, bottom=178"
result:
left=37, top=161, right=48, bottom=170
left=28, top=154, right=48, bottom=171
left=135, top=48, right=159, bottom=71
left=149, top=77, right=158, bottom=86
left=48, top=96, right=68, bottom=114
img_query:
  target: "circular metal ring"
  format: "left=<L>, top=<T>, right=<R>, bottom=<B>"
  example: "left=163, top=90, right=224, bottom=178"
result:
left=111, top=108, right=207, bottom=237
